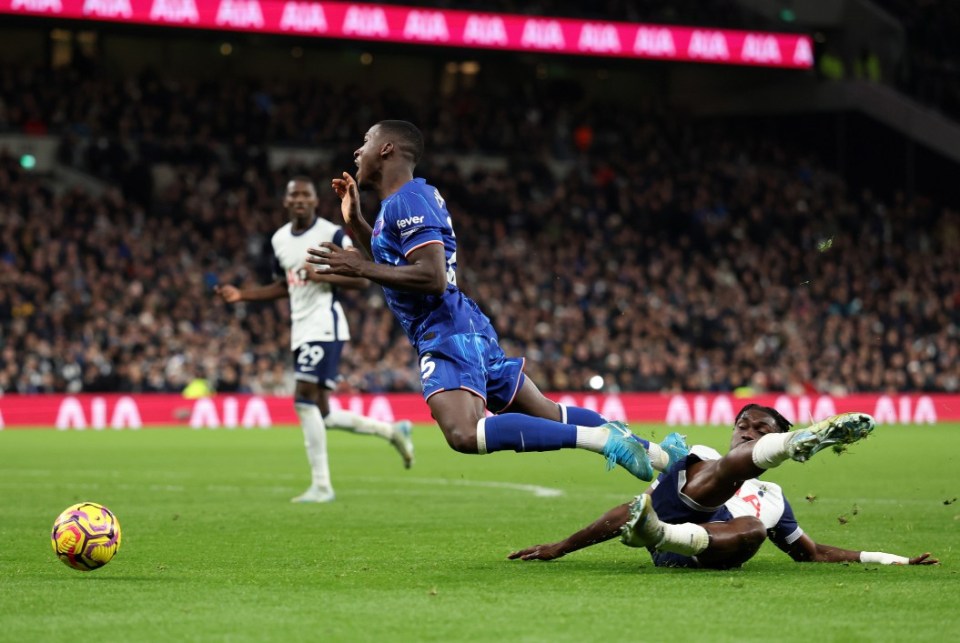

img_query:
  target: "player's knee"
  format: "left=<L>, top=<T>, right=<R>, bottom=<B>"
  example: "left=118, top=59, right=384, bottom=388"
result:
left=439, top=421, right=479, bottom=454
left=702, top=518, right=767, bottom=570
left=294, top=382, right=318, bottom=402
left=737, top=517, right=767, bottom=549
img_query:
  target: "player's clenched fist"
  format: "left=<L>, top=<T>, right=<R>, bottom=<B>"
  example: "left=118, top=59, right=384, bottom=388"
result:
left=215, top=284, right=243, bottom=303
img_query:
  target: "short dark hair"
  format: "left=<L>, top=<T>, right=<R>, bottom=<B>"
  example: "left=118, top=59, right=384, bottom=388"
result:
left=376, top=120, right=424, bottom=164
left=735, top=404, right=793, bottom=432
left=288, top=175, right=316, bottom=189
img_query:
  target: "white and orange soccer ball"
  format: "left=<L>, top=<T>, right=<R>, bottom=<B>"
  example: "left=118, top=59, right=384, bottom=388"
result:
left=51, top=502, right=122, bottom=571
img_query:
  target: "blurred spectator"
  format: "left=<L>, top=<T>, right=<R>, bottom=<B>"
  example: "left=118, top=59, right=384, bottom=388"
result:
left=0, top=66, right=957, bottom=396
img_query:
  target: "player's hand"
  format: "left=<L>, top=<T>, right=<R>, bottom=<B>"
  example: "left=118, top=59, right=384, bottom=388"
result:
left=507, top=543, right=566, bottom=561
left=331, top=172, right=361, bottom=226
left=307, top=242, right=366, bottom=277
left=214, top=284, right=243, bottom=303
left=907, top=552, right=939, bottom=565
left=300, top=263, right=327, bottom=283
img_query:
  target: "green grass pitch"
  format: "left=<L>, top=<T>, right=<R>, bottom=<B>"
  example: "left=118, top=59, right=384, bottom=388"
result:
left=1, top=423, right=958, bottom=642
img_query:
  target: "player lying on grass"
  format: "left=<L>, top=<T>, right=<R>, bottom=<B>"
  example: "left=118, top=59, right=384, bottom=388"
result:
left=510, top=406, right=938, bottom=568
left=306, top=120, right=683, bottom=482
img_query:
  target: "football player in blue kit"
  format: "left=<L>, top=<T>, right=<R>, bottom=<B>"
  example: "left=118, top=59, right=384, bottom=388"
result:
left=509, top=406, right=938, bottom=569
left=307, top=120, right=685, bottom=481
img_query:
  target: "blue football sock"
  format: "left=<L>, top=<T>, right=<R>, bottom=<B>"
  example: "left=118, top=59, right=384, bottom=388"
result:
left=562, top=405, right=606, bottom=427
left=482, top=414, right=577, bottom=453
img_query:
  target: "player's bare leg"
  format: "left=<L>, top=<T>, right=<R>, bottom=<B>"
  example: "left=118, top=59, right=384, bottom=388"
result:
left=695, top=518, right=768, bottom=568
left=427, top=389, right=483, bottom=453
left=502, top=377, right=563, bottom=421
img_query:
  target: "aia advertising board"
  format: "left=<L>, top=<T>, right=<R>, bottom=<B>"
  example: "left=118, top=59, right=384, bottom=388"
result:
left=0, top=0, right=813, bottom=69
left=0, top=393, right=954, bottom=430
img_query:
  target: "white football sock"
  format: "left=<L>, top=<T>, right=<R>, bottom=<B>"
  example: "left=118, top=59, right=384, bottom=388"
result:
left=657, top=523, right=710, bottom=557
left=751, top=431, right=794, bottom=470
left=575, top=426, right=670, bottom=466
left=296, top=402, right=331, bottom=490
left=575, top=426, right=609, bottom=453
left=646, top=442, right=669, bottom=471
left=476, top=418, right=487, bottom=455
left=324, top=409, right=394, bottom=440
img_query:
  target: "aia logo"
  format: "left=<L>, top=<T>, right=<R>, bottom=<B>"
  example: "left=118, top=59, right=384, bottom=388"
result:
left=342, top=5, right=389, bottom=37
left=150, top=0, right=198, bottom=23
left=287, top=267, right=307, bottom=287
left=463, top=15, right=507, bottom=46
left=520, top=19, right=565, bottom=50
left=735, top=488, right=762, bottom=519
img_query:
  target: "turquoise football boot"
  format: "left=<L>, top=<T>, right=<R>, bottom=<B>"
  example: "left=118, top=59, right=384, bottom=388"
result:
left=601, top=421, right=655, bottom=481
left=659, top=432, right=690, bottom=471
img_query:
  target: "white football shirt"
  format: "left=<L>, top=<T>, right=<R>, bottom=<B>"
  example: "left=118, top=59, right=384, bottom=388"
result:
left=726, top=479, right=803, bottom=543
left=271, top=217, right=352, bottom=350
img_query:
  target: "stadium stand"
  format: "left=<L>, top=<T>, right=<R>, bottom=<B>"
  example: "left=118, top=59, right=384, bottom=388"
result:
left=1, top=59, right=957, bottom=395
left=871, top=0, right=960, bottom=121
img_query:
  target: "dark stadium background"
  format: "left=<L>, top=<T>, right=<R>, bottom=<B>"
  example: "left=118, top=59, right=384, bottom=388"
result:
left=1, top=0, right=957, bottom=425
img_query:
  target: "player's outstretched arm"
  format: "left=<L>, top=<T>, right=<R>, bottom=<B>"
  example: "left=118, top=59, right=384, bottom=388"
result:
left=508, top=503, right=631, bottom=562
left=780, top=534, right=939, bottom=565
left=331, top=173, right=373, bottom=258
left=215, top=280, right=288, bottom=303
left=307, top=243, right=447, bottom=295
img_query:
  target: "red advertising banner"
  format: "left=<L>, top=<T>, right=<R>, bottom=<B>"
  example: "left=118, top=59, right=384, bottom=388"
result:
left=0, top=393, right=954, bottom=430
left=0, top=0, right=814, bottom=69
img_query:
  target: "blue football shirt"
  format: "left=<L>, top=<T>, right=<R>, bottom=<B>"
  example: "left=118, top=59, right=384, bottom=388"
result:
left=370, top=178, right=495, bottom=353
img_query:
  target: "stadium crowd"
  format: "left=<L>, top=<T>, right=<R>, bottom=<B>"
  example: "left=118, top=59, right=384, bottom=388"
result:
left=1, top=67, right=958, bottom=396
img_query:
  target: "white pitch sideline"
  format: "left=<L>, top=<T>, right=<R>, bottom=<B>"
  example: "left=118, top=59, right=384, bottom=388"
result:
left=350, top=476, right=565, bottom=498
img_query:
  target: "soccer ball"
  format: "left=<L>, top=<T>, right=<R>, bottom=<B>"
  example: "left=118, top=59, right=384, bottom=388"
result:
left=51, top=502, right=122, bottom=571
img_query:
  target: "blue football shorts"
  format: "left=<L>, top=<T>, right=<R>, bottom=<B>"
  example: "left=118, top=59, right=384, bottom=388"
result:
left=292, top=341, right=344, bottom=390
left=418, top=333, right=525, bottom=413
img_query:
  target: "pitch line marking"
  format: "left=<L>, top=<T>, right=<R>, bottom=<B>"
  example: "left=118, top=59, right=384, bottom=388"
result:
left=350, top=476, right=565, bottom=497
left=0, top=475, right=565, bottom=498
